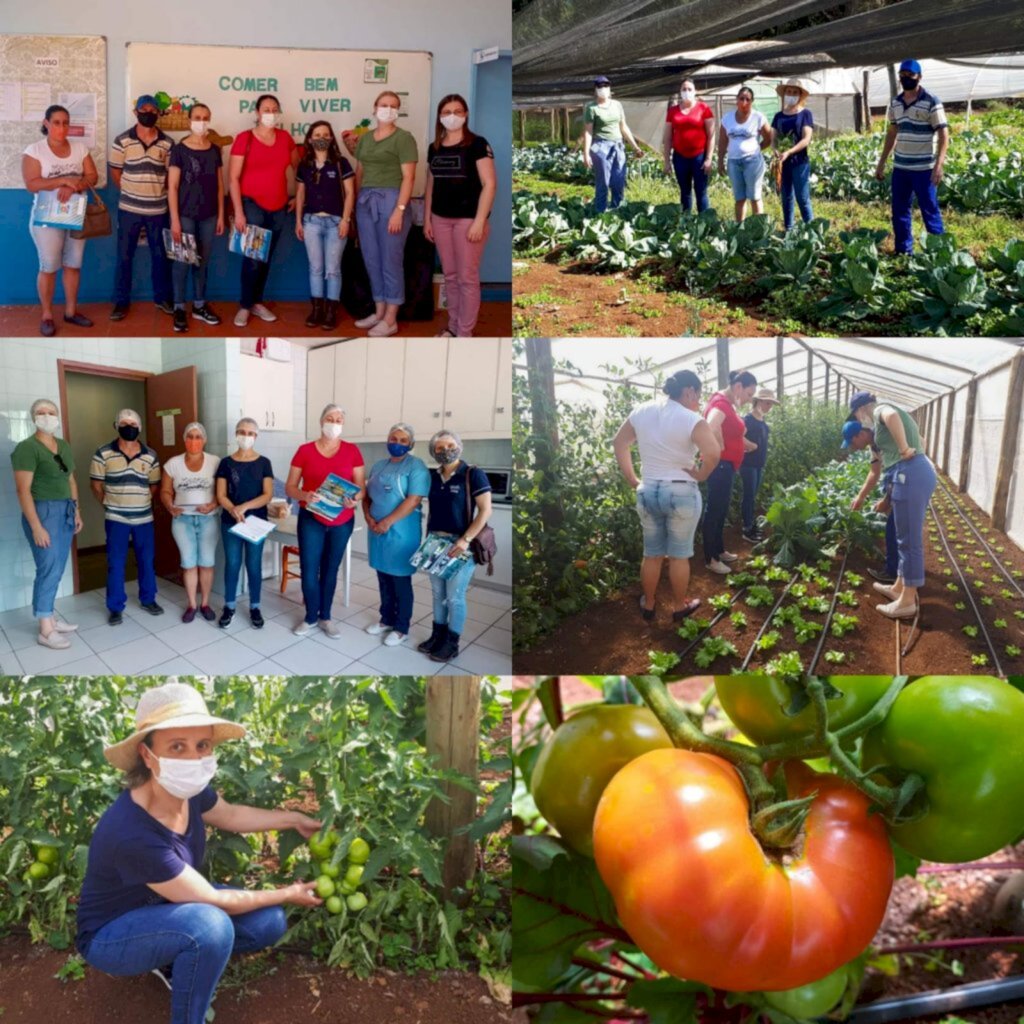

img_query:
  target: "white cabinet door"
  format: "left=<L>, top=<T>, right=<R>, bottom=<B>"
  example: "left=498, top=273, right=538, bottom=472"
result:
left=306, top=346, right=336, bottom=440
left=494, top=339, right=513, bottom=435
left=401, top=340, right=448, bottom=439
left=240, top=356, right=294, bottom=432
left=332, top=340, right=368, bottom=438
left=268, top=361, right=294, bottom=432
left=239, top=355, right=271, bottom=431
left=362, top=340, right=406, bottom=440
left=444, top=338, right=501, bottom=434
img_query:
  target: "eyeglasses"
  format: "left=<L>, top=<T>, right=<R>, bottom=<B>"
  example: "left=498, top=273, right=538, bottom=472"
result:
left=53, top=452, right=69, bottom=474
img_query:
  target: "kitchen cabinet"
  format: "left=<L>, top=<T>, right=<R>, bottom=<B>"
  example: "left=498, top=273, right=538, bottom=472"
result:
left=240, top=354, right=294, bottom=432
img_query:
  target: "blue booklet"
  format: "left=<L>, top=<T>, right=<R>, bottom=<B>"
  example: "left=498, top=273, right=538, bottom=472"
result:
left=307, top=473, right=360, bottom=521
left=410, top=533, right=472, bottom=579
left=32, top=191, right=87, bottom=230
left=229, top=223, right=272, bottom=262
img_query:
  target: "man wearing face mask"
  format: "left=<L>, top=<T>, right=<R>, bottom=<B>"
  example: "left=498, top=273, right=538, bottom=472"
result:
left=90, top=408, right=164, bottom=625
left=583, top=76, right=643, bottom=213
left=875, top=59, right=948, bottom=255
left=77, top=683, right=323, bottom=1022
left=109, top=95, right=175, bottom=322
left=11, top=398, right=85, bottom=649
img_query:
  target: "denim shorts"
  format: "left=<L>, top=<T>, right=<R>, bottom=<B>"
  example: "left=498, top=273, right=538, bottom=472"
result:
left=29, top=218, right=86, bottom=272
left=636, top=479, right=702, bottom=559
left=170, top=512, right=220, bottom=569
left=727, top=154, right=766, bottom=202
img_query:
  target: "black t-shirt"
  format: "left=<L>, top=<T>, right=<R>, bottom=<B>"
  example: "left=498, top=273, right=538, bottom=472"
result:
left=215, top=455, right=274, bottom=525
left=169, top=142, right=222, bottom=220
left=427, top=464, right=491, bottom=535
left=427, top=135, right=493, bottom=220
left=297, top=158, right=354, bottom=217
left=741, top=414, right=770, bottom=470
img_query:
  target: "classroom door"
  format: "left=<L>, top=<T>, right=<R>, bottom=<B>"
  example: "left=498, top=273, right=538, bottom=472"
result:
left=472, top=53, right=512, bottom=290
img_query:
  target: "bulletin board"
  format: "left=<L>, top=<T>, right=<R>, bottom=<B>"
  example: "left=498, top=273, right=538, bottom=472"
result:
left=0, top=34, right=107, bottom=188
left=126, top=43, right=433, bottom=194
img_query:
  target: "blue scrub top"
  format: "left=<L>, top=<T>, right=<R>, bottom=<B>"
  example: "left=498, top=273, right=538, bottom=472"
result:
left=366, top=455, right=431, bottom=576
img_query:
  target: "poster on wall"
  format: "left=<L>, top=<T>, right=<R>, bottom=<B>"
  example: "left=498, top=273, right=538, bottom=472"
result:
left=126, top=43, right=433, bottom=195
left=0, top=34, right=107, bottom=189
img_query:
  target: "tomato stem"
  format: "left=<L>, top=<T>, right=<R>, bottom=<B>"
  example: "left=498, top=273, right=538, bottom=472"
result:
left=538, top=677, right=564, bottom=729
left=750, top=794, right=816, bottom=849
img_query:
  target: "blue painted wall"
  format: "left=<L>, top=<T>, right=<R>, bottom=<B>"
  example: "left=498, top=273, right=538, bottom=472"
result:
left=0, top=0, right=511, bottom=306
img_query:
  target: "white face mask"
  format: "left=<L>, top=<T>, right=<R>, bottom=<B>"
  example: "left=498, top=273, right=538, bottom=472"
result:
left=260, top=112, right=278, bottom=128
left=375, top=106, right=399, bottom=124
left=236, top=434, right=256, bottom=450
left=595, top=87, right=611, bottom=101
left=680, top=89, right=696, bottom=102
left=321, top=422, right=344, bottom=440
left=151, top=754, right=218, bottom=800
left=440, top=113, right=466, bottom=132
left=190, top=120, right=209, bottom=135
left=34, top=414, right=60, bottom=435
left=784, top=94, right=799, bottom=107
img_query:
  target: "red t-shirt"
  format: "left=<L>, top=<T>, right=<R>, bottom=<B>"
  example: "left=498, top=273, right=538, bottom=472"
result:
left=291, top=440, right=365, bottom=525
left=231, top=129, right=296, bottom=211
left=666, top=102, right=714, bottom=158
left=703, top=392, right=746, bottom=469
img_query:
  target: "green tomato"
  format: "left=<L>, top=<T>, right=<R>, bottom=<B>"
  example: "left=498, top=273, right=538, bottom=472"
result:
left=530, top=704, right=672, bottom=856
left=321, top=861, right=341, bottom=879
left=764, top=965, right=849, bottom=1018
left=346, top=892, right=368, bottom=912
left=338, top=881, right=356, bottom=895
left=28, top=861, right=50, bottom=880
left=35, top=846, right=59, bottom=866
left=343, top=864, right=364, bottom=887
left=315, top=875, right=336, bottom=899
left=862, top=676, right=1024, bottom=862
left=309, top=832, right=333, bottom=860
left=325, top=896, right=343, bottom=914
left=347, top=837, right=370, bottom=864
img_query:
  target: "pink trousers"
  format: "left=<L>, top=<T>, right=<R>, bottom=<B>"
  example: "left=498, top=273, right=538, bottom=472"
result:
left=431, top=215, right=489, bottom=336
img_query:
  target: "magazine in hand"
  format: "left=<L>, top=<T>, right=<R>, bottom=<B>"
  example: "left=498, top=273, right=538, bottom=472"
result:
left=229, top=223, right=272, bottom=262
left=410, top=533, right=471, bottom=580
left=32, top=191, right=87, bottom=230
left=162, top=228, right=201, bottom=265
left=307, top=474, right=361, bottom=521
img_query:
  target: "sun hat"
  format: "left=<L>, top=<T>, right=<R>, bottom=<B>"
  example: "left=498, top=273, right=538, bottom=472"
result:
left=841, top=419, right=872, bottom=449
left=104, top=682, right=246, bottom=771
left=752, top=388, right=781, bottom=406
left=849, top=390, right=877, bottom=414
left=775, top=78, right=811, bottom=102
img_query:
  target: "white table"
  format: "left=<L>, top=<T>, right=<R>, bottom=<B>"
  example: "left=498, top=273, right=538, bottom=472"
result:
left=263, top=514, right=362, bottom=607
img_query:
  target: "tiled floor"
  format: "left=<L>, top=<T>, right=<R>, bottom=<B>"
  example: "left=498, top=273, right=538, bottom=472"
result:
left=0, top=556, right=511, bottom=677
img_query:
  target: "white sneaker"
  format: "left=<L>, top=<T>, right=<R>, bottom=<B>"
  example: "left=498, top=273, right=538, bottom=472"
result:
left=873, top=581, right=900, bottom=600
left=720, top=551, right=739, bottom=563
left=292, top=619, right=314, bottom=636
left=151, top=966, right=172, bottom=991
left=707, top=559, right=732, bottom=575
left=52, top=620, right=79, bottom=633
left=37, top=631, right=71, bottom=650
left=368, top=320, right=398, bottom=337
left=354, top=314, right=380, bottom=329
left=251, top=303, right=278, bottom=322
left=365, top=622, right=393, bottom=636
left=318, top=619, right=341, bottom=639
left=383, top=631, right=407, bottom=647
left=234, top=307, right=250, bottom=326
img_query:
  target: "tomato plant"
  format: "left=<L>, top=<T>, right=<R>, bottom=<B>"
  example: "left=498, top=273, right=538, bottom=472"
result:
left=762, top=963, right=851, bottom=1018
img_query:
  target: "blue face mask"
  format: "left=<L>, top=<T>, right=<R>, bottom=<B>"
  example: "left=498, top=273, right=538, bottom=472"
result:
left=387, top=442, right=412, bottom=457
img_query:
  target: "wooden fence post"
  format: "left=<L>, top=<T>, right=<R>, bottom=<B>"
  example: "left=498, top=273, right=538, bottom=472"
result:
left=776, top=337, right=785, bottom=398
left=958, top=378, right=978, bottom=492
left=824, top=364, right=830, bottom=405
left=992, top=351, right=1024, bottom=532
left=716, top=338, right=730, bottom=389
left=806, top=349, right=813, bottom=398
left=426, top=677, right=482, bottom=894
left=518, top=109, right=526, bottom=144
left=942, top=389, right=956, bottom=476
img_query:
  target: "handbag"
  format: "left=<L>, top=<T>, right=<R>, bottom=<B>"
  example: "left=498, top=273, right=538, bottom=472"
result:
left=464, top=465, right=497, bottom=576
left=70, top=186, right=112, bottom=240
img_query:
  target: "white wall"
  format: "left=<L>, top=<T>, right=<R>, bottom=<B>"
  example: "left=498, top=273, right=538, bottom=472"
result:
left=967, top=368, right=1010, bottom=516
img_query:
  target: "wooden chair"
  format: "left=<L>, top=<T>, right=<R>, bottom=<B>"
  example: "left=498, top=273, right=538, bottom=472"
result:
left=280, top=545, right=301, bottom=593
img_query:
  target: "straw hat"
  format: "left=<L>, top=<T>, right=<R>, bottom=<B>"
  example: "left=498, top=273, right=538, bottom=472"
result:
left=753, top=388, right=781, bottom=407
left=104, top=682, right=246, bottom=771
left=775, top=78, right=811, bottom=102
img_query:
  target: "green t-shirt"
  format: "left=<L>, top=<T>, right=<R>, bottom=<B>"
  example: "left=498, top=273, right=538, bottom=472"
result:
left=874, top=403, right=921, bottom=470
left=11, top=435, right=75, bottom=501
left=355, top=127, right=419, bottom=188
left=585, top=99, right=624, bottom=142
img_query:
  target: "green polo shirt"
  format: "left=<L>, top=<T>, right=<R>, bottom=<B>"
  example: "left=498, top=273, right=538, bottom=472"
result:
left=355, top=127, right=418, bottom=188
left=11, top=435, right=75, bottom=501
left=874, top=404, right=922, bottom=470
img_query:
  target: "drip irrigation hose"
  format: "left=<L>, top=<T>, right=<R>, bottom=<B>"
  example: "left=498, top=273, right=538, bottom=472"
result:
left=675, top=585, right=751, bottom=662
left=844, top=975, right=1024, bottom=1024
left=807, top=548, right=849, bottom=676
left=928, top=502, right=1004, bottom=676
left=739, top=571, right=801, bottom=670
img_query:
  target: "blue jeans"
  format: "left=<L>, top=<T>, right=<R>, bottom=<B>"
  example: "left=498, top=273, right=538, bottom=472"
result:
left=635, top=480, right=702, bottom=559
left=702, top=462, right=737, bottom=564
left=890, top=454, right=937, bottom=587
left=240, top=197, right=288, bottom=309
left=591, top=139, right=626, bottom=213
left=297, top=509, right=354, bottom=623
left=885, top=509, right=899, bottom=578
left=172, top=214, right=217, bottom=308
left=355, top=188, right=411, bottom=306
left=105, top=519, right=157, bottom=613
left=80, top=888, right=286, bottom=1024
left=429, top=552, right=476, bottom=636
left=22, top=499, right=76, bottom=617
left=739, top=464, right=765, bottom=534
left=220, top=523, right=264, bottom=609
left=671, top=151, right=709, bottom=212
left=114, top=209, right=172, bottom=306
left=727, top=154, right=765, bottom=202
left=302, top=214, right=346, bottom=301
left=780, top=159, right=813, bottom=230
left=377, top=571, right=414, bottom=634
left=891, top=167, right=944, bottom=254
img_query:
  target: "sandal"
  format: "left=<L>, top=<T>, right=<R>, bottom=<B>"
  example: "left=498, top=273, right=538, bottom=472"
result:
left=672, top=599, right=702, bottom=622
left=638, top=595, right=655, bottom=622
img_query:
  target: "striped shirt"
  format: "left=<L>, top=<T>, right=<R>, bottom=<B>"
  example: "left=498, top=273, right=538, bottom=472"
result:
left=887, top=88, right=947, bottom=172
left=90, top=439, right=161, bottom=524
left=109, top=126, right=173, bottom=215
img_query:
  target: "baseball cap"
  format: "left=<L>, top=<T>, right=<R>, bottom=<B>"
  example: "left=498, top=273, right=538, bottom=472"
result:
left=849, top=390, right=877, bottom=414
left=593, top=75, right=611, bottom=86
left=135, top=94, right=159, bottom=111
left=841, top=419, right=872, bottom=449
left=898, top=60, right=922, bottom=75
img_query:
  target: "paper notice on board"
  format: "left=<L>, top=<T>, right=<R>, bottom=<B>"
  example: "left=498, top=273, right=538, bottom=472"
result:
left=59, top=92, right=97, bottom=122
left=67, top=122, right=96, bottom=148
left=0, top=82, right=22, bottom=121
left=21, top=82, right=51, bottom=122
left=162, top=414, right=175, bottom=446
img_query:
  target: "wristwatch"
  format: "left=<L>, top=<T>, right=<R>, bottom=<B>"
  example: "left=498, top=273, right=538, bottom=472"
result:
left=396, top=203, right=407, bottom=211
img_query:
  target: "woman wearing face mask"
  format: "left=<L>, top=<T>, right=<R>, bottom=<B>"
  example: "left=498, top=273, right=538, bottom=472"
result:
left=353, top=91, right=418, bottom=337
left=161, top=423, right=221, bottom=623
left=702, top=370, right=759, bottom=574
left=77, top=682, right=323, bottom=1024
left=362, top=423, right=431, bottom=647
left=771, top=79, right=815, bottom=231
left=846, top=391, right=936, bottom=619
left=582, top=76, right=643, bottom=214
left=21, top=104, right=99, bottom=336
left=417, top=430, right=493, bottom=663
left=168, top=103, right=225, bottom=333
left=286, top=404, right=366, bottom=637
left=10, top=399, right=84, bottom=649
left=612, top=371, right=721, bottom=624
left=295, top=120, right=355, bottom=331
left=718, top=87, right=772, bottom=222
left=662, top=80, right=715, bottom=213
left=424, top=94, right=497, bottom=338
left=214, top=419, right=274, bottom=629
left=229, top=94, right=299, bottom=327
left=739, top=388, right=780, bottom=544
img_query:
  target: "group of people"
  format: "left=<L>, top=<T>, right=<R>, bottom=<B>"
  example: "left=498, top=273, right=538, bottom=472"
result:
left=613, top=369, right=936, bottom=623
left=12, top=402, right=493, bottom=665
left=584, top=59, right=948, bottom=246
left=22, top=90, right=497, bottom=338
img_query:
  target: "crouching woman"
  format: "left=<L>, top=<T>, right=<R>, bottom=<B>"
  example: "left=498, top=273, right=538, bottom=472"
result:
left=76, top=682, right=323, bottom=1024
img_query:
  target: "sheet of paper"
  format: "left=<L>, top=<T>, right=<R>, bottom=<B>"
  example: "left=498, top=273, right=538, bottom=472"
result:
left=229, top=517, right=277, bottom=544
left=59, top=91, right=97, bottom=122
left=162, top=414, right=175, bottom=446
left=67, top=121, right=96, bottom=148
left=21, top=82, right=52, bottom=123
left=0, top=82, right=22, bottom=121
